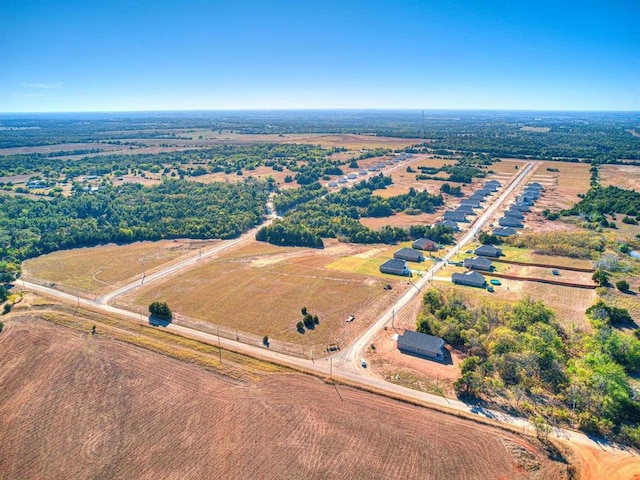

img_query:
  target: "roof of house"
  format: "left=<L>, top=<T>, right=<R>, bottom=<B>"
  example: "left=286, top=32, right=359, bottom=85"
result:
left=397, top=330, right=445, bottom=355
left=452, top=270, right=486, bottom=287
left=527, top=182, right=543, bottom=189
left=412, top=238, right=438, bottom=251
left=474, top=244, right=502, bottom=257
left=456, top=204, right=477, bottom=214
left=463, top=256, right=493, bottom=271
left=379, top=259, right=409, bottom=275
left=460, top=198, right=481, bottom=207
left=510, top=203, right=530, bottom=212
left=437, top=220, right=460, bottom=231
left=444, top=210, right=468, bottom=222
left=504, top=209, right=524, bottom=219
left=493, top=227, right=517, bottom=236
left=499, top=216, right=524, bottom=228
left=485, top=179, right=501, bottom=186
left=394, top=248, right=424, bottom=262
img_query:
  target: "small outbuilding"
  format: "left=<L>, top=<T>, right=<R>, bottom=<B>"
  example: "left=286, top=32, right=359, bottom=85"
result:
left=412, top=238, right=438, bottom=251
left=393, top=248, right=424, bottom=263
left=463, top=256, right=493, bottom=271
left=397, top=330, right=445, bottom=360
left=379, top=259, right=411, bottom=276
left=474, top=244, right=502, bottom=258
left=452, top=270, right=486, bottom=288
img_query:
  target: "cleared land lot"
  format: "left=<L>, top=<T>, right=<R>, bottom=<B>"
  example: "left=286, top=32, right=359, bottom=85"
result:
left=0, top=318, right=568, bottom=480
left=117, top=240, right=409, bottom=351
left=22, top=239, right=217, bottom=296
left=600, top=164, right=640, bottom=191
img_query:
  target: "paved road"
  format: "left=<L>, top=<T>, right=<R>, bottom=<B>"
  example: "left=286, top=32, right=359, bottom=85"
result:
left=335, top=161, right=537, bottom=374
left=21, top=157, right=625, bottom=453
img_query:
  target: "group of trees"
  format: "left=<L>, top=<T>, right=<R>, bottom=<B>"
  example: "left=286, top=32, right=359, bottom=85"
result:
left=416, top=288, right=640, bottom=445
left=0, top=178, right=272, bottom=281
left=257, top=174, right=450, bottom=248
left=296, top=306, right=319, bottom=332
left=565, top=185, right=640, bottom=220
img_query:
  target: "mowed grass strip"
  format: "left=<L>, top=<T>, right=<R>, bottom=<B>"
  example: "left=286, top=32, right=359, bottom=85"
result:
left=119, top=241, right=403, bottom=349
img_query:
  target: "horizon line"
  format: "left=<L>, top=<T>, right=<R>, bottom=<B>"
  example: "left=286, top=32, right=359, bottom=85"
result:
left=1, top=107, right=640, bottom=116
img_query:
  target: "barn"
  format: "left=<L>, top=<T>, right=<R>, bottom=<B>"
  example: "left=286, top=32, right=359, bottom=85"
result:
left=379, top=259, right=411, bottom=276
left=393, top=248, right=424, bottom=263
left=397, top=330, right=445, bottom=360
left=452, top=270, right=486, bottom=287
left=412, top=238, right=438, bottom=251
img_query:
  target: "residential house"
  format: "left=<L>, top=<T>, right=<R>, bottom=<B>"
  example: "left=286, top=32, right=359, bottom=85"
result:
left=397, top=330, right=446, bottom=360
left=379, top=259, right=411, bottom=276
left=393, top=248, right=424, bottom=263
left=452, top=270, right=486, bottom=287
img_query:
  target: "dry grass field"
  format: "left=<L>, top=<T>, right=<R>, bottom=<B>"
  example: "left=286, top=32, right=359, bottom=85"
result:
left=22, top=239, right=218, bottom=296
left=530, top=161, right=591, bottom=211
left=117, top=240, right=409, bottom=351
left=599, top=164, right=640, bottom=191
left=0, top=317, right=569, bottom=480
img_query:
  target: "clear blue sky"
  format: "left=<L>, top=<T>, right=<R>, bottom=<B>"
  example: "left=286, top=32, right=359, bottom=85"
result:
left=1, top=0, right=638, bottom=112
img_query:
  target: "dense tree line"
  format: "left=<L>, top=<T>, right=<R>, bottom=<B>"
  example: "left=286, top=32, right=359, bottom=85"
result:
left=0, top=178, right=271, bottom=281
left=416, top=289, right=640, bottom=445
left=257, top=174, right=449, bottom=247
left=564, top=185, right=640, bottom=219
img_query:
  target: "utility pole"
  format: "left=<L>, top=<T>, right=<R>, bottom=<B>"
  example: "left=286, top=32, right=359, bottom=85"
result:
left=330, top=356, right=333, bottom=380
left=391, top=308, right=395, bottom=329
left=217, top=326, right=222, bottom=363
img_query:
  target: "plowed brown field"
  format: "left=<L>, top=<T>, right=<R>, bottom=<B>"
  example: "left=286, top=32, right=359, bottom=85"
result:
left=0, top=318, right=567, bottom=480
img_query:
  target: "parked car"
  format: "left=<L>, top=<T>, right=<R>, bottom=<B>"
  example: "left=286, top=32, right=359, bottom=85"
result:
left=552, top=269, right=560, bottom=276
left=360, top=358, right=367, bottom=368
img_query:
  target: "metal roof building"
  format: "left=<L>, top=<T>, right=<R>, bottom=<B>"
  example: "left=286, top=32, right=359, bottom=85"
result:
left=474, top=244, right=502, bottom=258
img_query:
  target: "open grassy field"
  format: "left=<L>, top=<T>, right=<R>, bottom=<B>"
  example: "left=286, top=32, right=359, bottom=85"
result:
left=117, top=240, right=409, bottom=351
left=599, top=164, right=640, bottom=191
left=0, top=317, right=568, bottom=480
left=531, top=161, right=591, bottom=211
left=22, top=239, right=218, bottom=296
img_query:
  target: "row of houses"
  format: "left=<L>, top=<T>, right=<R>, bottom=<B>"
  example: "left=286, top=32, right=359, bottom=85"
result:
left=440, top=179, right=502, bottom=227
left=492, top=181, right=543, bottom=237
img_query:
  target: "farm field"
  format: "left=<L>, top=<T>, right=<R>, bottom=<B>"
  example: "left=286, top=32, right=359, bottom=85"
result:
left=22, top=239, right=218, bottom=297
left=117, top=240, right=409, bottom=351
left=0, top=317, right=568, bottom=480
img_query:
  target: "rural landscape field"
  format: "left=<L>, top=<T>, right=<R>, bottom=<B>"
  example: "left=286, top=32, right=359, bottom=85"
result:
left=2, top=2, right=640, bottom=477
left=2, top=110, right=640, bottom=479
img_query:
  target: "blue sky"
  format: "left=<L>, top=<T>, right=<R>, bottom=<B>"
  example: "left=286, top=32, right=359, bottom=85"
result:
left=1, top=0, right=638, bottom=112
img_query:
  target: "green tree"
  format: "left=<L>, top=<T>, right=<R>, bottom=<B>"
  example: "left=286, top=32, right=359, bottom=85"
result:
left=616, top=280, right=630, bottom=292
left=592, top=269, right=609, bottom=287
left=149, top=301, right=172, bottom=319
